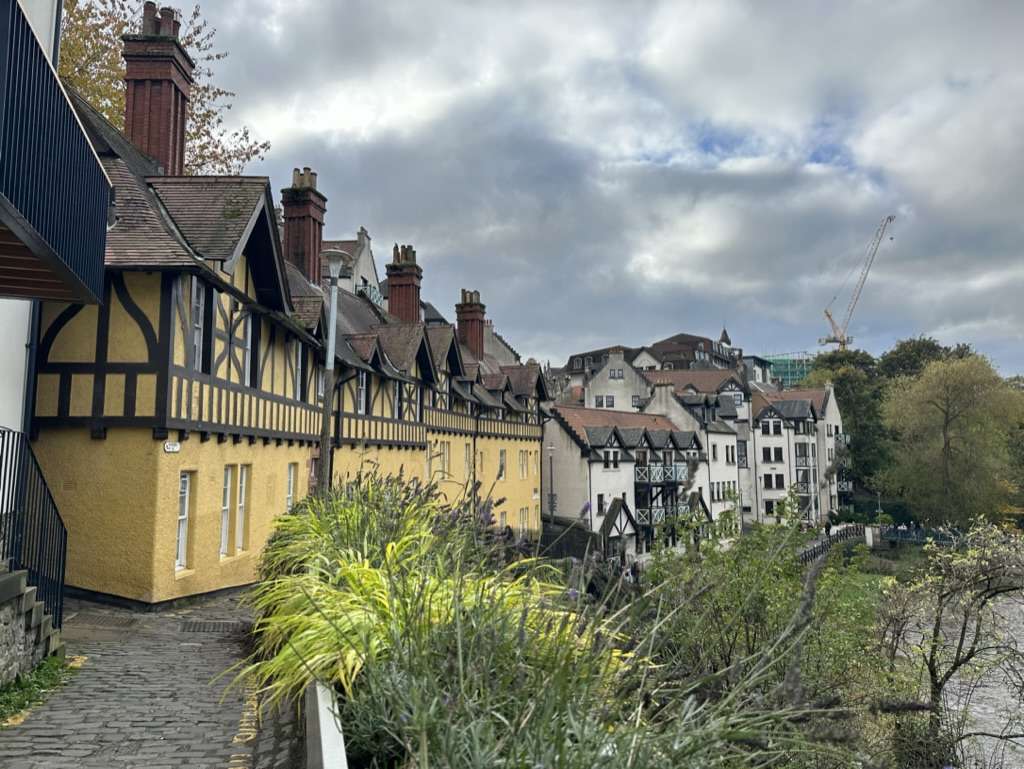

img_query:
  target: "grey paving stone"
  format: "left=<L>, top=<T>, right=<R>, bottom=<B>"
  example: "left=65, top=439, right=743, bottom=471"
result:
left=0, top=592, right=304, bottom=769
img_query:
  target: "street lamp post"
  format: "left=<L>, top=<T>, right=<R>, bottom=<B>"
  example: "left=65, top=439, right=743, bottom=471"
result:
left=546, top=444, right=556, bottom=519
left=317, top=249, right=349, bottom=496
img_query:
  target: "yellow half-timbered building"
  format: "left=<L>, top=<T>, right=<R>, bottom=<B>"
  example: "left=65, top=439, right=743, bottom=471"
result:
left=26, top=11, right=545, bottom=605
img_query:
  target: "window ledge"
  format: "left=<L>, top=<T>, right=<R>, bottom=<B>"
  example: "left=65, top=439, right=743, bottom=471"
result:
left=174, top=567, right=196, bottom=580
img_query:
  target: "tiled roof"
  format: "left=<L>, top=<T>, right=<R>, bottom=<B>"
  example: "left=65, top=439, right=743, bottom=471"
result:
left=336, top=289, right=391, bottom=336
left=644, top=369, right=744, bottom=394
left=285, top=262, right=323, bottom=329
left=767, top=387, right=828, bottom=413
left=424, top=325, right=457, bottom=370
left=552, top=405, right=680, bottom=449
left=501, top=365, right=542, bottom=397
left=459, top=344, right=480, bottom=380
left=374, top=323, right=425, bottom=373
left=773, top=399, right=814, bottom=420
left=346, top=333, right=378, bottom=363
left=101, top=157, right=199, bottom=268
left=482, top=373, right=509, bottom=391
left=149, top=176, right=268, bottom=261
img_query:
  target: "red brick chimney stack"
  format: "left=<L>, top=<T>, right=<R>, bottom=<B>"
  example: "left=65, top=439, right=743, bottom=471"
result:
left=386, top=244, right=422, bottom=324
left=122, top=1, right=195, bottom=176
left=455, top=289, right=486, bottom=360
left=281, top=167, right=327, bottom=285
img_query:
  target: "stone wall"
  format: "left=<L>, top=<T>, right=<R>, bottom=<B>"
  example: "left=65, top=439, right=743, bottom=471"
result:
left=0, top=569, right=62, bottom=686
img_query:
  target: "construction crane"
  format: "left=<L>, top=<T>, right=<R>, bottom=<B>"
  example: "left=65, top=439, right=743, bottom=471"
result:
left=819, top=214, right=895, bottom=350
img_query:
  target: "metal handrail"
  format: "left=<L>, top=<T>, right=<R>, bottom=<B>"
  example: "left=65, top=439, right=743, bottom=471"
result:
left=0, top=428, right=67, bottom=627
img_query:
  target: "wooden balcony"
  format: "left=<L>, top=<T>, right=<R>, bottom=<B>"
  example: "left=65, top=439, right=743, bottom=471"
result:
left=0, top=0, right=110, bottom=303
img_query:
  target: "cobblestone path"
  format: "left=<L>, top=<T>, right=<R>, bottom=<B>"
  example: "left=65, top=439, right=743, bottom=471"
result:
left=0, top=592, right=303, bottom=769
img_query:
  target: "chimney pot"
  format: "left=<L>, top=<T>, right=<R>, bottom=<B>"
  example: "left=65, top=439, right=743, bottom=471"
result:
left=158, top=6, right=176, bottom=36
left=455, top=289, right=486, bottom=359
left=122, top=4, right=194, bottom=175
left=142, top=1, right=158, bottom=34
left=281, top=166, right=327, bottom=286
left=386, top=243, right=423, bottom=323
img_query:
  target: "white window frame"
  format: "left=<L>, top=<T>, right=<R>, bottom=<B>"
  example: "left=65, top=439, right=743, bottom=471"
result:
left=220, top=465, right=233, bottom=557
left=498, top=449, right=506, bottom=481
left=177, top=472, right=191, bottom=569
left=240, top=313, right=252, bottom=385
left=236, top=465, right=249, bottom=552
left=190, top=277, right=204, bottom=372
left=286, top=463, right=296, bottom=512
left=606, top=395, right=615, bottom=408
left=356, top=371, right=368, bottom=415
left=293, top=342, right=304, bottom=399
left=317, top=367, right=325, bottom=401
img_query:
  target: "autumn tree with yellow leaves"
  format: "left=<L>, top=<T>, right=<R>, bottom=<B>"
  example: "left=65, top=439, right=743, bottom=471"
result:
left=58, top=0, right=269, bottom=174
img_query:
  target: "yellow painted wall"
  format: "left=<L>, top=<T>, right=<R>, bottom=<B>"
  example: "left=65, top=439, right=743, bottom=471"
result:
left=33, top=427, right=315, bottom=603
left=33, top=429, right=160, bottom=601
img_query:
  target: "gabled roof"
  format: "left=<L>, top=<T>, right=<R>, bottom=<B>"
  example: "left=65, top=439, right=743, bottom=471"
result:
left=71, top=88, right=294, bottom=314
left=768, top=387, right=829, bottom=414
left=645, top=369, right=745, bottom=395
left=424, top=325, right=464, bottom=377
left=551, top=405, right=680, bottom=450
left=499, top=364, right=548, bottom=399
left=773, top=399, right=815, bottom=421
left=99, top=157, right=199, bottom=268
left=148, top=176, right=268, bottom=262
left=599, top=498, right=638, bottom=539
left=374, top=324, right=430, bottom=375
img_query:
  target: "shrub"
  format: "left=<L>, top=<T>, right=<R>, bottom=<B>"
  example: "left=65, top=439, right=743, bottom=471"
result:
left=241, top=473, right=857, bottom=768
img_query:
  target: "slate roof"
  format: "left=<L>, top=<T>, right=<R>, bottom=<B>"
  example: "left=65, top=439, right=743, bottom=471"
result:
left=715, top=395, right=738, bottom=420
left=346, top=333, right=378, bottom=363
left=773, top=399, right=815, bottom=420
left=768, top=387, right=829, bottom=414
left=423, top=301, right=448, bottom=324
left=501, top=364, right=547, bottom=399
left=336, top=289, right=391, bottom=336
left=672, top=431, right=699, bottom=449
left=149, top=176, right=268, bottom=261
left=285, top=262, right=323, bottom=329
left=424, top=325, right=458, bottom=369
left=584, top=426, right=615, bottom=447
left=552, top=405, right=680, bottom=449
left=374, top=323, right=426, bottom=373
left=99, top=157, right=199, bottom=268
left=599, top=497, right=637, bottom=539
left=482, top=373, right=509, bottom=391
left=645, top=369, right=744, bottom=395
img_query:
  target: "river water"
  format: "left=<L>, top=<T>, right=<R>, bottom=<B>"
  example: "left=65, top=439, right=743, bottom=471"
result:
left=956, top=599, right=1024, bottom=768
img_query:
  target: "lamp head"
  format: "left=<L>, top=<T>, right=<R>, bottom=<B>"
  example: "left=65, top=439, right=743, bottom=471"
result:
left=322, top=249, right=350, bottom=281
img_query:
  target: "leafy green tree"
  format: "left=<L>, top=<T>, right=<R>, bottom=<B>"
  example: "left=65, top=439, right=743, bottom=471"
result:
left=878, top=523, right=1024, bottom=765
left=59, top=0, right=269, bottom=174
left=879, top=356, right=1024, bottom=526
left=878, top=336, right=974, bottom=380
left=804, top=349, right=888, bottom=489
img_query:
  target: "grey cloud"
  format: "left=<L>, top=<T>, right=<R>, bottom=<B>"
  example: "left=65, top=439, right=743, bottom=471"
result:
left=200, top=0, right=1024, bottom=372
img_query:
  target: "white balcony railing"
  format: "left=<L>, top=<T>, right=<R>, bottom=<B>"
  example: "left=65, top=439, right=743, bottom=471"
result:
left=634, top=503, right=691, bottom=525
left=634, top=465, right=689, bottom=483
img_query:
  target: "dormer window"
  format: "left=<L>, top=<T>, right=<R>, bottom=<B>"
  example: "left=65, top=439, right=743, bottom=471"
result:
left=573, top=358, right=582, bottom=370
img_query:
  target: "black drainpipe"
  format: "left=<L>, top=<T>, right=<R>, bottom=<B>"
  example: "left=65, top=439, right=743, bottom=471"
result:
left=21, top=300, right=41, bottom=435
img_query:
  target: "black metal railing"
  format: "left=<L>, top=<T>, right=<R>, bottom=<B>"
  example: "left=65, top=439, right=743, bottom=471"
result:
left=798, top=523, right=864, bottom=565
left=0, top=0, right=109, bottom=302
left=880, top=524, right=956, bottom=547
left=0, top=428, right=67, bottom=627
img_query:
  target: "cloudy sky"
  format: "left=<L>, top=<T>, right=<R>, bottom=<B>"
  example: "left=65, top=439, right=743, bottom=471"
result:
left=206, top=1, right=1024, bottom=373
